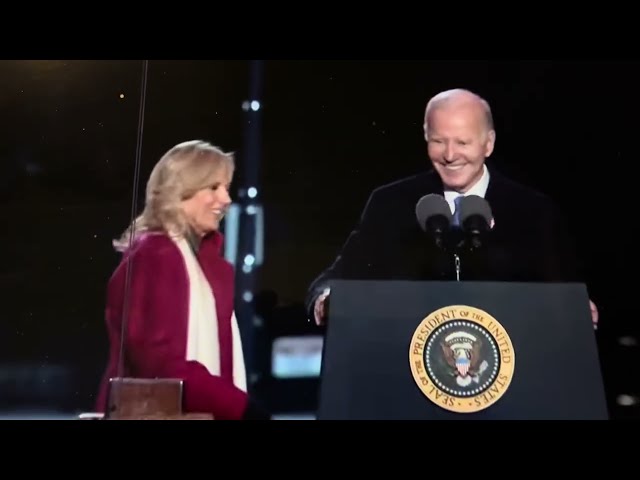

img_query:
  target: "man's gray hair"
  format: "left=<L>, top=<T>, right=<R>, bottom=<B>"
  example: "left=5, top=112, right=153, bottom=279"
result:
left=423, top=88, right=494, bottom=140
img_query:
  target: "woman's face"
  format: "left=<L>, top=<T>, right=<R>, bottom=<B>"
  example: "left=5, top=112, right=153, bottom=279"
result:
left=181, top=171, right=232, bottom=236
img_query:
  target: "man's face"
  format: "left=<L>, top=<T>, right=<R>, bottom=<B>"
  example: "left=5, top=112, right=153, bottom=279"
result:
left=425, top=103, right=495, bottom=192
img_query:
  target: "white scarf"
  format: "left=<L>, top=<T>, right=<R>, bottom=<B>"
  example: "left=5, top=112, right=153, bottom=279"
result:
left=172, top=236, right=247, bottom=392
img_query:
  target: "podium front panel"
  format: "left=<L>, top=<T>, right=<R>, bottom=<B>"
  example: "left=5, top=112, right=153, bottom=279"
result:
left=317, top=280, right=608, bottom=420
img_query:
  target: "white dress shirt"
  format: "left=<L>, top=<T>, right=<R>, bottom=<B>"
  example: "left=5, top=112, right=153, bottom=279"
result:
left=443, top=164, right=490, bottom=214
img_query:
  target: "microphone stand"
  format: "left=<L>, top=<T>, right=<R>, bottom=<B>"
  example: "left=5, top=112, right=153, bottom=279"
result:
left=447, top=229, right=465, bottom=282
left=454, top=253, right=461, bottom=281
left=453, top=214, right=491, bottom=282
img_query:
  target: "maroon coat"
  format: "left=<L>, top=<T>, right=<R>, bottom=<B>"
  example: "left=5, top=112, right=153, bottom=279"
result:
left=95, top=231, right=251, bottom=420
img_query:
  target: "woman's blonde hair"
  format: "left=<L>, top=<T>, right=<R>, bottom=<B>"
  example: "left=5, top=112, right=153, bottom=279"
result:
left=113, top=140, right=234, bottom=252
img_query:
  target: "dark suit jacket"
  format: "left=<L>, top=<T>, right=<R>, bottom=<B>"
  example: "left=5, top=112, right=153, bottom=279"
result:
left=305, top=166, right=584, bottom=318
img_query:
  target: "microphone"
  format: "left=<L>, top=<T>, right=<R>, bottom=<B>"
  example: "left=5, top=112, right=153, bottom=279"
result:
left=459, top=195, right=493, bottom=248
left=415, top=194, right=453, bottom=248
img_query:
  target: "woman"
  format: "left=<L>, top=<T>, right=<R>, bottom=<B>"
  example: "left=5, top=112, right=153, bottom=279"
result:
left=95, top=140, right=269, bottom=420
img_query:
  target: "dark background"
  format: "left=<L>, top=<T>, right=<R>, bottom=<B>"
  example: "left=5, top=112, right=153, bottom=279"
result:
left=0, top=60, right=636, bottom=418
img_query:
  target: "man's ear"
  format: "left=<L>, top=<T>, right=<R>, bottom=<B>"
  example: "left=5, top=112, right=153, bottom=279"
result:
left=485, top=130, right=496, bottom=157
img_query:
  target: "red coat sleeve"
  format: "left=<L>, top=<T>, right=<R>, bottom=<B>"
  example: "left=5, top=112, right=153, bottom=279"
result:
left=120, top=236, right=250, bottom=420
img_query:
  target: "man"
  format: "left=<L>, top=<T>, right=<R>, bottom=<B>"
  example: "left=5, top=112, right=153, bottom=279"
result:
left=306, top=88, right=598, bottom=328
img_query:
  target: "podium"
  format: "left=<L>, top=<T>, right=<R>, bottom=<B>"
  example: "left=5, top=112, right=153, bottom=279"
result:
left=316, top=280, right=608, bottom=420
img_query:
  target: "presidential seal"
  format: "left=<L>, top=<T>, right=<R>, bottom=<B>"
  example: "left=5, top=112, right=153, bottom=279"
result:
left=409, top=305, right=515, bottom=414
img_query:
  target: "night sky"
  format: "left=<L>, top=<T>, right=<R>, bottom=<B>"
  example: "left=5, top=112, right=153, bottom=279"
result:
left=0, top=60, right=636, bottom=415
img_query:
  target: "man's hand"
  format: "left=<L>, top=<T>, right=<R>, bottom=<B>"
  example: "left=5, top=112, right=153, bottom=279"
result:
left=313, top=288, right=331, bottom=326
left=590, top=299, right=599, bottom=330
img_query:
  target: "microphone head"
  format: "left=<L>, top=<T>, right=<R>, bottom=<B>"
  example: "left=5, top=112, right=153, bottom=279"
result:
left=459, top=195, right=493, bottom=232
left=416, top=193, right=453, bottom=233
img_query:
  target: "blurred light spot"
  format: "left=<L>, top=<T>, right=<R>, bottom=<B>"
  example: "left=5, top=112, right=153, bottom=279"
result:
left=617, top=394, right=638, bottom=406
left=272, top=336, right=324, bottom=379
left=119, top=93, right=125, bottom=99
left=25, top=162, right=43, bottom=175
left=618, top=336, right=638, bottom=347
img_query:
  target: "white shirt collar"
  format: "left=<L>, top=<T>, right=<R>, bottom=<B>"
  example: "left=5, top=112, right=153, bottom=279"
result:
left=443, top=164, right=490, bottom=214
